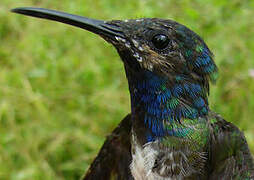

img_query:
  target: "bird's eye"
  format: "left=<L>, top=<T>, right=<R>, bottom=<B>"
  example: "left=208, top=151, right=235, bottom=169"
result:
left=151, top=34, right=170, bottom=49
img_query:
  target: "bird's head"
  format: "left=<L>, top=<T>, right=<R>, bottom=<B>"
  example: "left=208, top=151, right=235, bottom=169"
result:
left=12, top=8, right=217, bottom=86
left=105, top=18, right=218, bottom=90
left=12, top=8, right=219, bottom=131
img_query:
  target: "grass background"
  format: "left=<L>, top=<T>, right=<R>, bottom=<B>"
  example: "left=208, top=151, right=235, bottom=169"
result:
left=0, top=0, right=254, bottom=179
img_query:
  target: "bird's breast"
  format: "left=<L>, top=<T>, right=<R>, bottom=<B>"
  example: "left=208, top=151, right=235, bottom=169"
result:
left=130, top=125, right=209, bottom=180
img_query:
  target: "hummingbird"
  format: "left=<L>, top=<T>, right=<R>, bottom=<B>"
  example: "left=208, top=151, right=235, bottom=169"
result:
left=12, top=7, right=254, bottom=180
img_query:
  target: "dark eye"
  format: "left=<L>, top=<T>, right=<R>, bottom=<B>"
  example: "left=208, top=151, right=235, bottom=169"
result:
left=151, top=34, right=170, bottom=49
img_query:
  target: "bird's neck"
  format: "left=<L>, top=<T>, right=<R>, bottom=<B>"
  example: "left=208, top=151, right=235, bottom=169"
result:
left=127, top=70, right=209, bottom=142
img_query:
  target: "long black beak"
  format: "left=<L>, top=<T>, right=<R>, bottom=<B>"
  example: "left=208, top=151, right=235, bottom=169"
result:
left=11, top=7, right=124, bottom=39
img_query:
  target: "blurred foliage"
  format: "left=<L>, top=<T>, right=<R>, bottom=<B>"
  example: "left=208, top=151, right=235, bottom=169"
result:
left=0, top=0, right=254, bottom=179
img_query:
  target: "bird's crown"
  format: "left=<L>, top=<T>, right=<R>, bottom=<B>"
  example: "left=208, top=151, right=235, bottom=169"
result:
left=106, top=18, right=218, bottom=88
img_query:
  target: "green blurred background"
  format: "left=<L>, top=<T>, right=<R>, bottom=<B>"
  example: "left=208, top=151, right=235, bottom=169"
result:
left=0, top=0, right=254, bottom=179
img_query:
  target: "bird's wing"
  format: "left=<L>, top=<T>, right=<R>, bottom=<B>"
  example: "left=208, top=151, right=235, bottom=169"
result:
left=208, top=112, right=254, bottom=179
left=82, top=114, right=134, bottom=180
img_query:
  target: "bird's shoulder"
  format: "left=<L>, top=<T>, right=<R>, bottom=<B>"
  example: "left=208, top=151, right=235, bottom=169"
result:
left=83, top=114, right=133, bottom=180
left=207, top=111, right=254, bottom=179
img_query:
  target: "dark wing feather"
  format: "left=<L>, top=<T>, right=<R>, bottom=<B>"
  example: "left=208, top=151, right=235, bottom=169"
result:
left=208, top=112, right=254, bottom=179
left=82, top=114, right=134, bottom=180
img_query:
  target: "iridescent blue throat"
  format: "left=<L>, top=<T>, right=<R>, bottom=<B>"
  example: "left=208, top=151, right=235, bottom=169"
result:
left=131, top=71, right=209, bottom=142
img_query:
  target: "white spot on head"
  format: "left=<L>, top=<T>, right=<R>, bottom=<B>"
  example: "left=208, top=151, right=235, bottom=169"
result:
left=133, top=52, right=143, bottom=62
left=148, top=64, right=153, bottom=71
left=115, top=36, right=126, bottom=42
left=133, top=52, right=140, bottom=58
left=125, top=42, right=131, bottom=48
left=132, top=39, right=139, bottom=48
left=138, top=46, right=144, bottom=51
